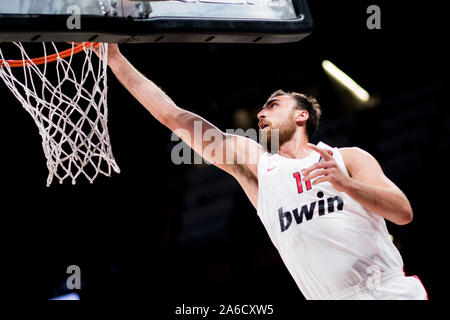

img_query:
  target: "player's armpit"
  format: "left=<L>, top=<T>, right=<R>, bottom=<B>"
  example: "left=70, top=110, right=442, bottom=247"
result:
left=168, top=110, right=263, bottom=208
left=219, top=134, right=263, bottom=209
left=222, top=133, right=265, bottom=177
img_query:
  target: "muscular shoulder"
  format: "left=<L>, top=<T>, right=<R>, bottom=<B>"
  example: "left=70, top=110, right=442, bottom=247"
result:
left=339, top=147, right=374, bottom=160
left=339, top=147, right=380, bottom=178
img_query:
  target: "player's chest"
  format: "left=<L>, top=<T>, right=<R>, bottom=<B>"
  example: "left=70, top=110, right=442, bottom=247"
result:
left=260, top=155, right=320, bottom=196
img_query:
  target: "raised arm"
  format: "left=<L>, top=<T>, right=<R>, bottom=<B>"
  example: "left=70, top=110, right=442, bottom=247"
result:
left=106, top=44, right=263, bottom=206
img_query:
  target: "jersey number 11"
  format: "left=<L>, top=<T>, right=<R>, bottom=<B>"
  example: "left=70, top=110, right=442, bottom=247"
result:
left=293, top=172, right=312, bottom=194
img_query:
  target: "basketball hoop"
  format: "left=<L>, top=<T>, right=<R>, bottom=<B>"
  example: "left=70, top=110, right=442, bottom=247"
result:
left=0, top=42, right=120, bottom=186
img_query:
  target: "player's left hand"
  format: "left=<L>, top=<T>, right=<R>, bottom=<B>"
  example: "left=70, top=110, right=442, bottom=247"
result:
left=303, top=143, right=351, bottom=192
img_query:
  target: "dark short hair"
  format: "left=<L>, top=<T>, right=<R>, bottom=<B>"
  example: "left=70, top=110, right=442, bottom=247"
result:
left=268, top=89, right=322, bottom=139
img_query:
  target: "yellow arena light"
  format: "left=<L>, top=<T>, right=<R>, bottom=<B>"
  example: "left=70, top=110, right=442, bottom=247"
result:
left=322, top=60, right=370, bottom=102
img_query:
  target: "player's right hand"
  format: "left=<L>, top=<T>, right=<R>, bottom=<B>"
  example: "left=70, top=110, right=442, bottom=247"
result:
left=86, top=42, right=121, bottom=65
left=106, top=43, right=121, bottom=64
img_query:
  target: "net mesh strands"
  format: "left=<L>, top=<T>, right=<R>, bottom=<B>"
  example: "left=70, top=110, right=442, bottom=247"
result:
left=0, top=42, right=120, bottom=186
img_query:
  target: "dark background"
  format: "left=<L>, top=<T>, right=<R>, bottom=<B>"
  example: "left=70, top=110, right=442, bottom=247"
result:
left=0, top=0, right=447, bottom=314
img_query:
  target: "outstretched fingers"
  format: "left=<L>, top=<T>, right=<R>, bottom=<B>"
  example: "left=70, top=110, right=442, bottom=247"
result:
left=303, top=144, right=338, bottom=186
left=303, top=168, right=331, bottom=183
left=303, top=162, right=330, bottom=178
left=308, top=143, right=333, bottom=161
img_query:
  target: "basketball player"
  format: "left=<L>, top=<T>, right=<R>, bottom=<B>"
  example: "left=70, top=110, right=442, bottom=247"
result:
left=102, top=44, right=427, bottom=300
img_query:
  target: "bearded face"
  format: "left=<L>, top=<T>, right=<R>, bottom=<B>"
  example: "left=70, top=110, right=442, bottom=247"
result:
left=259, top=108, right=297, bottom=152
left=257, top=93, right=312, bottom=153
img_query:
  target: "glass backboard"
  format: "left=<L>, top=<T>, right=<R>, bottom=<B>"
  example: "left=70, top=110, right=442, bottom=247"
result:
left=0, top=0, right=312, bottom=43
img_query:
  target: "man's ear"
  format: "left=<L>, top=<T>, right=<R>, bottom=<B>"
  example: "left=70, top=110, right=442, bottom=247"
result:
left=295, top=109, right=309, bottom=124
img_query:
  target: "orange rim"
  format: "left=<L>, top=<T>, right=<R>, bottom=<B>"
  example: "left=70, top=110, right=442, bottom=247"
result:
left=0, top=42, right=100, bottom=68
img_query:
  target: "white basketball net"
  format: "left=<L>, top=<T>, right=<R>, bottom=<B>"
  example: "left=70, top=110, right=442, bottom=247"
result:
left=0, top=42, right=120, bottom=186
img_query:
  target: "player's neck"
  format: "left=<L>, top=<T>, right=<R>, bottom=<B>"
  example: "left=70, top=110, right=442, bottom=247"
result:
left=278, top=130, right=310, bottom=160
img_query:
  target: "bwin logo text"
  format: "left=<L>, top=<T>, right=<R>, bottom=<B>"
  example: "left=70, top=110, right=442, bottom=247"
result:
left=278, top=191, right=344, bottom=232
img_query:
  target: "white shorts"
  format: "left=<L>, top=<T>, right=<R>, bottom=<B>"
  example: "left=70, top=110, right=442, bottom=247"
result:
left=350, top=275, right=428, bottom=300
left=324, top=268, right=428, bottom=300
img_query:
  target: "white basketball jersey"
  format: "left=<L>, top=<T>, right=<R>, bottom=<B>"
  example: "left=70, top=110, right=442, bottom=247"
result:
left=257, top=142, right=405, bottom=300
